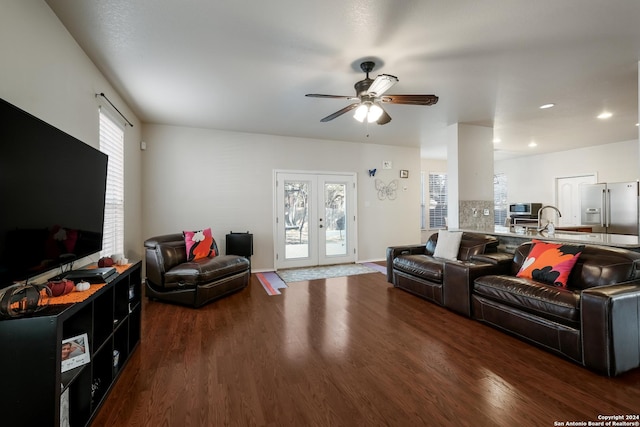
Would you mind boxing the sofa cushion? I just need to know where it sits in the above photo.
[474,275,581,326]
[516,240,584,288]
[425,232,498,260]
[393,255,444,283]
[512,243,640,290]
[433,230,462,260]
[183,228,218,261]
[164,255,249,289]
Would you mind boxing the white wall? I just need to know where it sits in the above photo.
[457,124,494,200]
[1,1,143,262]
[495,139,639,206]
[422,159,448,174]
[446,124,460,228]
[141,124,422,270]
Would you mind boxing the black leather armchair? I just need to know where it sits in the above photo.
[144,233,250,307]
[386,232,502,307]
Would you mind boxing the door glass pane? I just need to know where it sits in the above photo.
[325,182,346,256]
[284,180,309,259]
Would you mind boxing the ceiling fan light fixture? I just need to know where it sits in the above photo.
[354,103,384,123]
[354,104,368,122]
[367,104,383,122]
[308,61,437,124]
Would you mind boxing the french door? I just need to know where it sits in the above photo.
[275,171,357,269]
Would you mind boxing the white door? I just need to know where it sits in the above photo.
[275,172,356,269]
[556,174,596,226]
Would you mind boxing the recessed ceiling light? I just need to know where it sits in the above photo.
[528,141,537,147]
[493,138,501,144]
[597,112,613,119]
[539,103,555,109]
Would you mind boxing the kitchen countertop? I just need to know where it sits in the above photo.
[454,226,640,248]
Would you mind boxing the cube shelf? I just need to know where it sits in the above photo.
[0,261,142,427]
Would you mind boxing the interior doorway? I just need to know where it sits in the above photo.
[274,171,357,270]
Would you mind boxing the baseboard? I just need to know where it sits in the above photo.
[357,258,385,264]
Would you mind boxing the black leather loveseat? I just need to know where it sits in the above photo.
[472,241,640,376]
[144,233,250,307]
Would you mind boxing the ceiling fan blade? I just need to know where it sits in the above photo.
[320,103,360,122]
[381,94,439,105]
[377,107,392,125]
[306,94,357,100]
[366,74,398,97]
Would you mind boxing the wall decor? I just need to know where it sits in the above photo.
[375,179,398,200]
[400,170,409,178]
[382,160,392,169]
[368,168,377,177]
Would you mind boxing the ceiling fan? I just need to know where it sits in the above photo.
[306,61,438,125]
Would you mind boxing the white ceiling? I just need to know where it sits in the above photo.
[45,0,640,160]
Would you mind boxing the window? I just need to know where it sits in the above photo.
[429,173,448,229]
[99,108,124,257]
[420,172,426,229]
[494,173,508,226]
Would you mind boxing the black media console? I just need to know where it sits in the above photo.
[0,261,142,426]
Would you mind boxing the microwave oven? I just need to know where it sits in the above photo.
[509,203,542,216]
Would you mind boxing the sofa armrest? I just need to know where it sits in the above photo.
[469,252,513,266]
[386,244,427,282]
[144,233,188,288]
[443,261,511,317]
[581,282,640,376]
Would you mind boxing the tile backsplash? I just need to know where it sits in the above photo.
[459,200,494,229]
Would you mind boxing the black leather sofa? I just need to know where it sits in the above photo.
[472,241,640,376]
[144,233,250,307]
[386,232,503,310]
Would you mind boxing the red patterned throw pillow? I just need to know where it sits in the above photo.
[516,239,584,288]
[183,228,218,261]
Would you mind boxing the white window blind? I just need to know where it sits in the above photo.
[420,172,427,229]
[99,108,124,257]
[429,173,448,229]
[494,173,508,226]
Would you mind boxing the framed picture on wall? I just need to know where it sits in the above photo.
[400,170,409,178]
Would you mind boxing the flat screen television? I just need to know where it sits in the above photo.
[0,97,108,288]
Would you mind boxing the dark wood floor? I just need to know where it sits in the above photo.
[92,268,640,426]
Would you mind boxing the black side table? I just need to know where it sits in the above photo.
[226,231,253,270]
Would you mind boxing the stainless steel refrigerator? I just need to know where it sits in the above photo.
[580,181,639,235]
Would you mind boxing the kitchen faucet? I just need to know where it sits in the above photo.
[537,205,562,232]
